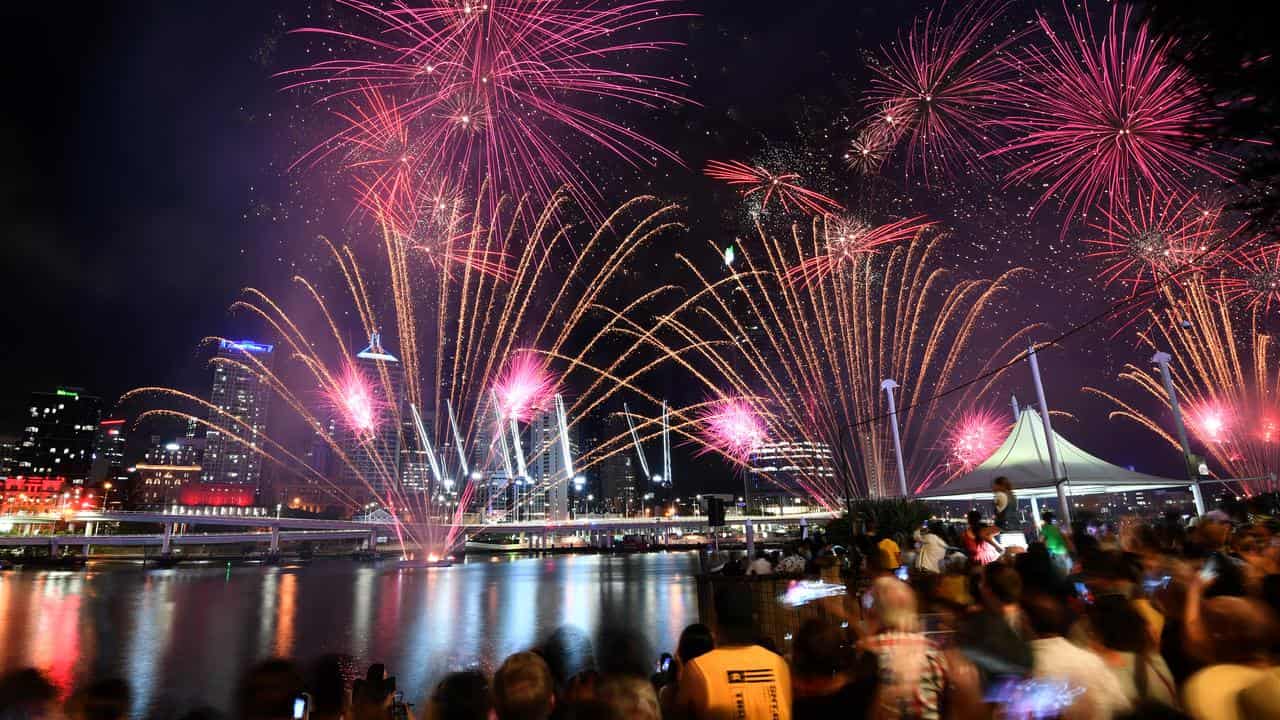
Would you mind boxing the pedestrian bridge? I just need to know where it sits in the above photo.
[0,509,837,556]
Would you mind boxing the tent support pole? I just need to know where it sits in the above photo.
[1028,343,1070,526]
[1029,496,1042,538]
[1152,352,1205,516]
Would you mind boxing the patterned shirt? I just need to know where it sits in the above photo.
[860,631,948,720]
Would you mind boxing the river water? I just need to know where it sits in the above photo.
[0,552,700,717]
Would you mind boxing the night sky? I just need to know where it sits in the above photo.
[0,1,1190,480]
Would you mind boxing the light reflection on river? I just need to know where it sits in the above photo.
[0,552,699,718]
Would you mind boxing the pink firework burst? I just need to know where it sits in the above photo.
[988,4,1227,221]
[282,0,694,206]
[1084,193,1216,297]
[332,367,381,435]
[1211,241,1280,315]
[698,398,768,464]
[1186,401,1232,446]
[945,407,1007,471]
[493,354,555,422]
[704,159,843,217]
[844,124,896,175]
[866,0,1018,181]
[785,215,935,286]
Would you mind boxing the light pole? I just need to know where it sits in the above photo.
[880,379,909,497]
[1028,343,1070,525]
[1152,351,1206,515]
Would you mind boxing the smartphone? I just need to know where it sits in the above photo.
[292,693,311,720]
[1074,581,1092,604]
[658,653,673,674]
[1199,558,1219,583]
[894,565,909,581]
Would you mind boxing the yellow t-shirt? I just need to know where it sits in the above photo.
[877,538,901,570]
[676,645,792,720]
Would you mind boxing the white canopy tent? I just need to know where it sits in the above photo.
[916,409,1193,504]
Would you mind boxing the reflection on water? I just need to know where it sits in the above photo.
[0,552,698,717]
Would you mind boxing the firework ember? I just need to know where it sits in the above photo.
[705,159,843,216]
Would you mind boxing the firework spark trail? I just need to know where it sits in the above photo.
[282,0,695,210]
[704,160,844,216]
[987,3,1227,222]
[785,215,936,286]
[1086,277,1280,492]
[130,193,687,554]
[626,221,1036,504]
[865,0,1020,181]
[1084,193,1218,297]
[1211,241,1280,315]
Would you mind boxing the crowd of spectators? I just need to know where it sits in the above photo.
[4,494,1280,720]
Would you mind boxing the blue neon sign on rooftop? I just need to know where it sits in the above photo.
[220,340,274,354]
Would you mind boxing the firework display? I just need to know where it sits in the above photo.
[1087,278,1280,492]
[864,0,1016,181]
[987,4,1226,220]
[117,0,1278,540]
[635,222,1037,505]
[283,0,693,208]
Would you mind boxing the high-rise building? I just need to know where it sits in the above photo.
[468,396,508,519]
[750,439,836,496]
[0,435,21,477]
[201,340,273,492]
[337,333,405,502]
[19,387,102,484]
[527,403,577,522]
[599,451,638,515]
[89,418,128,486]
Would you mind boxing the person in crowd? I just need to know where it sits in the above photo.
[424,672,490,720]
[594,676,660,720]
[956,562,1033,688]
[747,549,773,576]
[1191,511,1247,598]
[1022,592,1132,719]
[776,545,806,576]
[66,679,129,720]
[789,619,870,720]
[857,576,953,719]
[494,653,557,720]
[962,510,1001,566]
[670,587,791,720]
[538,626,596,697]
[236,659,307,720]
[913,521,948,575]
[1086,595,1178,710]
[992,477,1015,532]
[875,530,902,574]
[657,624,715,718]
[306,655,347,720]
[1180,590,1277,720]
[0,668,61,720]
[1038,510,1072,574]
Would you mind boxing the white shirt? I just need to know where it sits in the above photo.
[915,533,948,573]
[1030,637,1132,719]
[748,558,773,576]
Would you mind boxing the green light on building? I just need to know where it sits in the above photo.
[55,388,79,399]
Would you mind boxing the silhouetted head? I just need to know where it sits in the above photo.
[494,653,555,720]
[791,620,850,678]
[235,659,305,720]
[0,668,59,720]
[675,624,715,666]
[426,671,490,720]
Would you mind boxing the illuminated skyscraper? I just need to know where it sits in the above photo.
[20,387,102,485]
[337,333,405,502]
[89,417,128,486]
[201,340,273,490]
[527,403,577,522]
